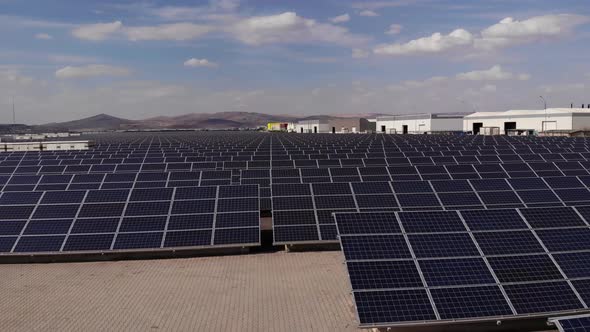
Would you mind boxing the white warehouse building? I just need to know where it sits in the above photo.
[463,108,590,135]
[376,113,465,134]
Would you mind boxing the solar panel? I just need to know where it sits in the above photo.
[430,286,513,320]
[1,184,260,257]
[418,258,495,287]
[335,207,590,328]
[550,314,590,332]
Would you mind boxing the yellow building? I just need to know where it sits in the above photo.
[267,122,290,131]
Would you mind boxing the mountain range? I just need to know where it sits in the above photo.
[36,112,387,131]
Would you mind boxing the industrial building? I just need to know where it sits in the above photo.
[463,108,590,135]
[266,122,295,132]
[375,113,465,134]
[294,118,370,133]
[0,140,92,151]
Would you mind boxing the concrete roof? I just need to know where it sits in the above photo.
[1,251,363,332]
[465,108,590,118]
[377,113,469,121]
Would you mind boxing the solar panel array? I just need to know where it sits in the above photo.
[5,131,590,328]
[551,314,590,332]
[0,184,260,256]
[335,208,590,328]
[272,176,590,244]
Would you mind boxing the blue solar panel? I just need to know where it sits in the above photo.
[460,209,527,231]
[0,237,17,252]
[430,286,513,320]
[120,216,167,232]
[0,192,43,205]
[213,227,259,245]
[335,212,400,235]
[274,225,319,243]
[164,230,212,247]
[487,255,563,283]
[125,201,171,216]
[536,228,590,252]
[554,252,590,279]
[314,195,355,209]
[24,219,73,235]
[355,194,398,209]
[419,258,495,287]
[216,212,259,228]
[63,234,114,251]
[478,191,522,205]
[474,231,546,255]
[41,191,86,204]
[354,290,436,325]
[113,232,163,249]
[130,188,173,201]
[347,260,422,289]
[398,211,466,233]
[85,189,129,203]
[79,203,125,218]
[217,198,258,212]
[520,207,585,228]
[408,233,479,258]
[272,196,314,210]
[71,218,120,234]
[0,220,26,235]
[14,235,65,252]
[397,193,440,208]
[33,205,79,219]
[392,181,433,194]
[167,214,214,230]
[551,314,590,332]
[503,281,583,314]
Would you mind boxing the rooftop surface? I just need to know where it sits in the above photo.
[1,251,362,332]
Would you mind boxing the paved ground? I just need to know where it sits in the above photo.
[1,251,361,332]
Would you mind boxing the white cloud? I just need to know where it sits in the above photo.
[35,33,53,40]
[55,64,131,79]
[68,11,368,46]
[482,14,588,39]
[72,21,122,41]
[149,0,239,21]
[374,28,473,55]
[385,24,402,35]
[352,48,369,58]
[125,22,213,41]
[359,10,379,17]
[373,14,589,57]
[387,76,448,91]
[477,14,590,50]
[456,65,530,81]
[184,58,218,68]
[230,12,368,46]
[330,13,350,24]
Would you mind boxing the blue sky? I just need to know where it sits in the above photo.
[1,0,590,123]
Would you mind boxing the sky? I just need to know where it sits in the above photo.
[1,0,590,124]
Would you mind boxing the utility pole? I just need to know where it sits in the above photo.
[539,96,548,132]
[12,95,16,124]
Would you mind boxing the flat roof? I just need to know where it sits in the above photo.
[465,108,590,118]
[0,251,359,332]
[2,140,90,145]
[377,113,468,121]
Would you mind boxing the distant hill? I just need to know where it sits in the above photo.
[41,114,134,131]
[38,111,381,131]
[138,112,299,129]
